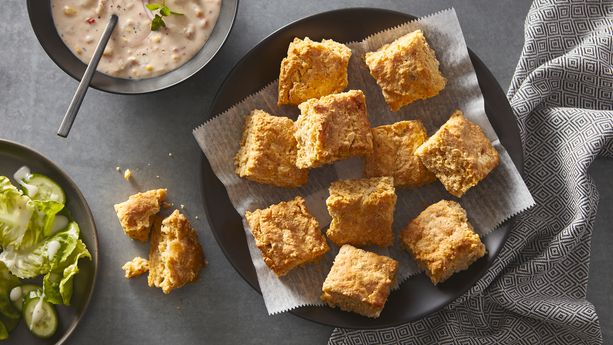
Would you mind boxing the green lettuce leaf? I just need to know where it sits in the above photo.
[0,262,20,319]
[0,222,79,279]
[0,176,34,249]
[0,261,20,341]
[0,321,7,341]
[43,238,91,305]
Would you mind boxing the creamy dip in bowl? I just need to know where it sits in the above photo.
[52,0,221,79]
[27,0,237,93]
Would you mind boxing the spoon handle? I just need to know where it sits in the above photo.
[57,14,118,138]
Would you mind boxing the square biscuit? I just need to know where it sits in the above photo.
[415,110,500,197]
[364,120,437,188]
[148,210,207,294]
[278,37,352,105]
[400,200,485,285]
[321,245,398,318]
[113,189,167,242]
[245,196,329,277]
[365,30,446,111]
[294,90,373,168]
[326,177,396,247]
[235,109,308,188]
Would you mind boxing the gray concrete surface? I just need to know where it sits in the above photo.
[1,0,611,344]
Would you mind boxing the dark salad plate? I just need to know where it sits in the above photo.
[0,139,98,344]
[201,8,522,329]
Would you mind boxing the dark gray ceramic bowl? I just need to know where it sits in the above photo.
[27,0,238,94]
[0,139,98,345]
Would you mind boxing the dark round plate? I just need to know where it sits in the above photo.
[201,8,522,329]
[26,0,238,94]
[0,139,98,344]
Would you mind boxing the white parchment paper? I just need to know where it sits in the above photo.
[193,8,535,314]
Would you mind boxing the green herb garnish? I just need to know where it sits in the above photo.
[146,0,183,31]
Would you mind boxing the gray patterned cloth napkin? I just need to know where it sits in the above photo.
[329,0,613,344]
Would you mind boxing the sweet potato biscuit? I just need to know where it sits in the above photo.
[326,177,396,247]
[122,257,149,278]
[400,200,485,285]
[415,110,500,197]
[365,30,446,111]
[114,189,167,242]
[321,245,398,318]
[364,120,436,187]
[235,109,308,188]
[278,37,352,105]
[148,211,206,294]
[294,90,373,168]
[245,196,329,277]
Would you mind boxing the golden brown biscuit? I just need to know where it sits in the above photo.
[235,109,308,188]
[122,257,149,278]
[326,177,396,247]
[364,120,437,187]
[415,110,500,197]
[400,200,485,285]
[113,189,167,242]
[294,90,373,168]
[278,37,352,105]
[321,245,398,318]
[245,196,329,277]
[148,211,206,294]
[365,30,446,111]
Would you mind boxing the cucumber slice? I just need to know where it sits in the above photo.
[23,174,66,204]
[23,296,58,339]
[10,285,41,312]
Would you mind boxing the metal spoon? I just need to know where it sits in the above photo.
[57,14,118,138]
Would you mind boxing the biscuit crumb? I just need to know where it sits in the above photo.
[180,204,185,209]
[123,169,132,180]
[162,201,172,209]
[168,153,173,157]
[115,166,121,171]
[156,175,160,179]
[122,257,149,278]
[195,216,199,220]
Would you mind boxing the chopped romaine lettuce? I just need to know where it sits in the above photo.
[0,176,34,250]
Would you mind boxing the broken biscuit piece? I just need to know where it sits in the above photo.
[148,210,206,294]
[114,189,167,242]
[122,257,149,278]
